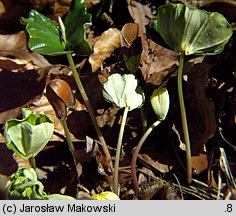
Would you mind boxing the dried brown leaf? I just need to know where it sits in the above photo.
[0,1,6,15]
[0,31,50,68]
[53,0,71,18]
[192,153,208,175]
[84,0,101,9]
[121,23,139,48]
[138,153,173,173]
[89,28,121,72]
[96,105,119,128]
[140,40,178,86]
[127,0,154,35]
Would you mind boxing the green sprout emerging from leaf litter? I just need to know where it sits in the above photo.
[103,73,145,195]
[21,0,112,172]
[153,3,233,184]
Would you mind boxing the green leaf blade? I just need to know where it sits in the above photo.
[64,0,93,56]
[4,109,54,159]
[22,10,71,56]
[156,3,233,56]
[186,12,232,55]
[157,3,186,53]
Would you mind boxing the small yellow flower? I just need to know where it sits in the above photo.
[92,191,120,200]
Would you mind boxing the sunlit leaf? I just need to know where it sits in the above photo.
[89,28,121,72]
[155,3,233,55]
[4,108,54,159]
[92,191,120,200]
[64,0,92,55]
[7,168,47,200]
[21,10,70,56]
[21,0,92,56]
[102,73,145,111]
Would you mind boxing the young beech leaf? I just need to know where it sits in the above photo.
[102,73,145,111]
[7,168,76,200]
[21,0,92,56]
[21,10,71,56]
[150,87,170,121]
[64,0,92,56]
[7,168,47,200]
[155,3,233,55]
[4,108,54,159]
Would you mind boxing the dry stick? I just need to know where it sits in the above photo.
[66,53,113,172]
[131,120,161,196]
[177,51,192,184]
[114,107,129,195]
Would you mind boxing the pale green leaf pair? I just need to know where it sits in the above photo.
[7,168,76,200]
[150,87,170,121]
[4,108,54,160]
[155,3,233,55]
[102,74,145,111]
[8,168,46,200]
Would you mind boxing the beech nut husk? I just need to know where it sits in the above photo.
[46,79,75,121]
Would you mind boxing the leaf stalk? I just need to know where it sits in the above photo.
[177,51,192,184]
[114,106,129,195]
[131,120,161,196]
[66,53,113,172]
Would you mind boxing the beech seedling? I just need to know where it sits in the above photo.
[153,3,233,184]
[103,73,145,194]
[7,168,76,200]
[4,108,54,169]
[131,87,170,196]
[21,0,112,172]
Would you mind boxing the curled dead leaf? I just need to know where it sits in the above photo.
[127,0,154,35]
[0,31,50,68]
[121,23,139,48]
[89,28,121,72]
[84,0,101,9]
[138,153,173,173]
[53,0,71,18]
[140,40,178,86]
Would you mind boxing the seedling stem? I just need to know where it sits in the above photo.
[131,119,161,196]
[66,53,112,172]
[114,106,129,195]
[177,51,192,184]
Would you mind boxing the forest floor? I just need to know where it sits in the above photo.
[0,0,235,200]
